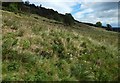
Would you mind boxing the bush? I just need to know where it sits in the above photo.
[95,22,102,27]
[106,24,112,31]
[8,3,18,12]
[63,13,74,26]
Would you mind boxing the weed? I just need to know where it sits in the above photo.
[2,10,118,81]
[34,68,49,81]
[20,39,31,50]
[2,49,18,61]
[7,62,20,71]
[2,38,15,49]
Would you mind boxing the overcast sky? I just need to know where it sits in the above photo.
[23,0,119,27]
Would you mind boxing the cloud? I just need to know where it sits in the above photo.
[23,0,119,27]
[24,0,78,14]
[73,2,118,27]
[39,2,77,14]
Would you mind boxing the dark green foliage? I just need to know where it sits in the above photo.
[2,38,15,49]
[34,69,50,81]
[24,0,30,6]
[2,2,75,25]
[12,39,18,46]
[34,16,39,19]
[2,2,23,13]
[53,13,63,22]
[66,37,70,43]
[96,21,102,27]
[2,49,18,61]
[64,13,74,26]
[7,62,19,71]
[52,38,65,59]
[20,39,31,49]
[106,24,112,31]
[8,3,18,12]
[80,42,87,48]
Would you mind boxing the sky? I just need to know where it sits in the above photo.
[22,0,119,27]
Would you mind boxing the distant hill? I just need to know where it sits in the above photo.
[112,27,120,32]
[2,1,118,32]
[2,2,74,26]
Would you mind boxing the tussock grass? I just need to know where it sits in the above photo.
[2,10,119,81]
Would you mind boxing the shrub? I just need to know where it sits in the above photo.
[8,3,18,13]
[95,22,102,27]
[106,24,112,31]
[63,13,74,26]
[53,13,63,22]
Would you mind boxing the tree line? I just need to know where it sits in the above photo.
[95,22,112,31]
[2,1,75,26]
[2,1,113,31]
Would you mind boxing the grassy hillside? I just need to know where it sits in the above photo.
[2,10,119,81]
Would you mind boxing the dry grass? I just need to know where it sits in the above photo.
[2,10,119,81]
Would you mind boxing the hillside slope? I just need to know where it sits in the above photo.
[2,10,119,81]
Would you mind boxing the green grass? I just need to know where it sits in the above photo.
[2,10,119,81]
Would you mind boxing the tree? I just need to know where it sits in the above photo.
[24,0,30,6]
[96,21,102,27]
[40,4,42,8]
[63,13,74,25]
[106,24,112,31]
